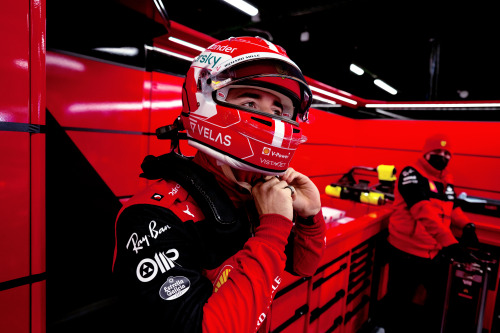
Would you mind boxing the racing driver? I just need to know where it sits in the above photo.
[112,36,326,333]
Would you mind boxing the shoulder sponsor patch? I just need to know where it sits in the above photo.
[213,265,232,293]
[159,276,191,301]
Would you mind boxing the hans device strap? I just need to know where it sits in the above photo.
[140,151,238,226]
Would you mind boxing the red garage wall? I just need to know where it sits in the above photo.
[2,0,499,332]
[0,0,46,333]
[298,112,499,197]
[43,11,500,332]
[294,110,500,225]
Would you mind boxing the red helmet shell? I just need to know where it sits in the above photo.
[181,37,311,175]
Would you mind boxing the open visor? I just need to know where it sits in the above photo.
[206,59,312,123]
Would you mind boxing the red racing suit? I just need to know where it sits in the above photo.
[388,157,470,259]
[112,152,326,333]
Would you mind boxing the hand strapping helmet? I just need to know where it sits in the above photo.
[180,36,312,175]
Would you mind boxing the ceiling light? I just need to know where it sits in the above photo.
[251,13,261,22]
[349,64,364,75]
[374,79,397,95]
[168,37,206,52]
[457,90,469,99]
[93,47,139,57]
[312,95,338,105]
[222,0,259,16]
[365,102,500,108]
[309,86,358,105]
[145,45,194,62]
[300,31,309,42]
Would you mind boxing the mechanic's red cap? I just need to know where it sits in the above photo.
[423,133,453,155]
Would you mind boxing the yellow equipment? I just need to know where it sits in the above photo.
[325,165,396,206]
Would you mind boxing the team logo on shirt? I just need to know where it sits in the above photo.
[183,205,195,217]
[445,185,455,200]
[402,168,414,177]
[159,276,191,301]
[136,249,179,282]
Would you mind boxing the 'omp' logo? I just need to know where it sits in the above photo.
[136,249,179,283]
[262,147,271,156]
[159,276,191,301]
[213,265,232,293]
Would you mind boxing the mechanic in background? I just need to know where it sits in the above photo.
[383,133,478,333]
[111,36,326,333]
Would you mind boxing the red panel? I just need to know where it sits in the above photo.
[32,281,46,333]
[450,155,500,200]
[0,286,30,333]
[30,0,46,126]
[344,298,370,332]
[149,71,199,157]
[150,71,184,133]
[293,109,500,227]
[46,52,149,132]
[31,3,47,332]
[31,134,46,274]
[301,109,500,157]
[149,138,198,158]
[465,214,500,247]
[67,131,149,197]
[0,0,29,123]
[0,133,30,283]
[269,273,309,333]
[316,262,348,333]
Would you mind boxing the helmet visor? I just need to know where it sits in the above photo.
[207,60,312,122]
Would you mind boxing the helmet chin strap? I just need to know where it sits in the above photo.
[219,162,253,193]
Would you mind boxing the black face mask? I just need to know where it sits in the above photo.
[427,155,449,171]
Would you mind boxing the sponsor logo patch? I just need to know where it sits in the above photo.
[446,185,455,200]
[401,174,418,185]
[169,183,181,196]
[402,168,414,177]
[206,44,238,53]
[256,275,282,330]
[271,151,290,159]
[127,220,171,253]
[193,52,222,68]
[151,193,164,201]
[259,158,287,168]
[429,180,438,193]
[159,276,191,301]
[262,147,271,155]
[213,265,232,293]
[136,249,179,282]
[190,122,232,146]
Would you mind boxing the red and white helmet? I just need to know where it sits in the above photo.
[181,36,312,175]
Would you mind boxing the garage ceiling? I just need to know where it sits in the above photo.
[163,0,499,102]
